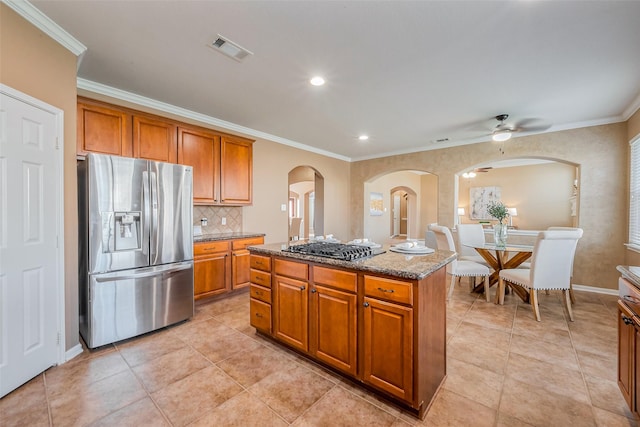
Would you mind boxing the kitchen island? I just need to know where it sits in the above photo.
[248,242,456,419]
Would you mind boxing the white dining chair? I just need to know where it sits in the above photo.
[498,228,583,321]
[289,217,302,241]
[457,223,490,266]
[429,224,491,302]
[548,226,582,304]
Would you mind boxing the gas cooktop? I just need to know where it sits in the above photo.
[283,241,382,261]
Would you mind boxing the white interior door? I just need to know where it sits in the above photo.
[0,86,63,398]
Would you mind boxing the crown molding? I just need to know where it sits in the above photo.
[2,0,87,58]
[623,91,640,121]
[77,78,351,162]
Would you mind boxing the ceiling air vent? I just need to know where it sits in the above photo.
[209,35,253,62]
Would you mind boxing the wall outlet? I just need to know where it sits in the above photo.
[221,217,226,225]
[201,218,208,226]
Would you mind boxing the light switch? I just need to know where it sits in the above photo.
[281,204,287,212]
[221,217,227,225]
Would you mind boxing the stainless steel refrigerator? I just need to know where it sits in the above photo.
[78,153,194,348]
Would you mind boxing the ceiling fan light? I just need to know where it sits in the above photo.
[492,129,512,142]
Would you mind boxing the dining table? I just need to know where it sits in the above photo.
[463,242,534,303]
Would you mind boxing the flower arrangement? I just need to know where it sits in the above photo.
[487,201,509,224]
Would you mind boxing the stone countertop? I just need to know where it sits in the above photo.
[618,265,640,289]
[194,232,265,243]
[249,242,456,281]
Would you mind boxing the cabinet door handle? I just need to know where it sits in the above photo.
[363,302,370,307]
[622,314,635,325]
[623,295,640,304]
[255,313,263,318]
[311,288,317,293]
[377,287,394,293]
[255,290,262,296]
[300,285,306,291]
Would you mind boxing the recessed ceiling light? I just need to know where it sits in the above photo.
[310,76,325,86]
[358,135,369,141]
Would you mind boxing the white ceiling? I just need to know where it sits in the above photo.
[28,0,640,161]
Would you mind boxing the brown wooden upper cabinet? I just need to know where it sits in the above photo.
[77,100,132,157]
[132,115,178,163]
[220,135,253,205]
[77,98,254,206]
[178,125,253,206]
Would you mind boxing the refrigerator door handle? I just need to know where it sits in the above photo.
[150,170,159,265]
[142,170,150,257]
[93,262,193,282]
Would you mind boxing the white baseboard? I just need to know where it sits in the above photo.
[572,284,618,296]
[65,344,83,362]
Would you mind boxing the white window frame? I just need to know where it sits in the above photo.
[629,136,640,251]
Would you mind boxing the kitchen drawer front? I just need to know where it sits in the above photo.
[251,269,271,288]
[364,276,413,306]
[250,254,271,272]
[274,258,308,281]
[250,284,271,304]
[313,266,357,293]
[620,277,640,315]
[250,298,271,332]
[232,236,264,251]
[194,241,230,256]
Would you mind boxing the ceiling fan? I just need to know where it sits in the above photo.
[490,114,551,142]
[461,167,491,178]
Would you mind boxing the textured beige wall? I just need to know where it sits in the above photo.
[352,123,628,289]
[1,5,79,350]
[243,139,350,243]
[629,108,640,142]
[458,162,577,230]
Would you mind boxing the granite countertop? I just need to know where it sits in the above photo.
[194,232,265,243]
[249,242,456,280]
[618,265,640,289]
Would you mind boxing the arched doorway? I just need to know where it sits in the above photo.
[363,170,437,244]
[390,186,417,238]
[288,166,324,239]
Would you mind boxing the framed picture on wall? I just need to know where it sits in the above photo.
[369,192,384,216]
[470,186,501,220]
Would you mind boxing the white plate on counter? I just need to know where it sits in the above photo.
[347,240,382,249]
[389,246,435,255]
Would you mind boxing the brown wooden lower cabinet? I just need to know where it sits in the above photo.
[194,236,264,300]
[619,300,637,411]
[194,241,231,299]
[249,252,447,419]
[363,296,413,402]
[311,284,358,376]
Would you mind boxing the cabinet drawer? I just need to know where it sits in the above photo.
[313,266,357,293]
[620,277,640,315]
[250,298,271,332]
[250,254,271,272]
[251,269,271,288]
[250,284,271,304]
[233,236,264,251]
[194,241,230,256]
[364,276,413,306]
[274,258,308,281]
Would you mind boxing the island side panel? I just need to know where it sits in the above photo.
[416,266,447,416]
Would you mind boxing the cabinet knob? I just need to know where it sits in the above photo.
[363,302,369,307]
[255,313,263,318]
[311,288,317,293]
[622,315,635,325]
[300,285,306,291]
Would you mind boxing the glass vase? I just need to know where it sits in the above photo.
[494,223,508,247]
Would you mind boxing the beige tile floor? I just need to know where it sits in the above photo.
[1,283,637,426]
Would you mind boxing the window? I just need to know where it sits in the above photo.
[629,137,640,249]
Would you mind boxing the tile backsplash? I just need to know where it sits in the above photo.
[193,206,242,234]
